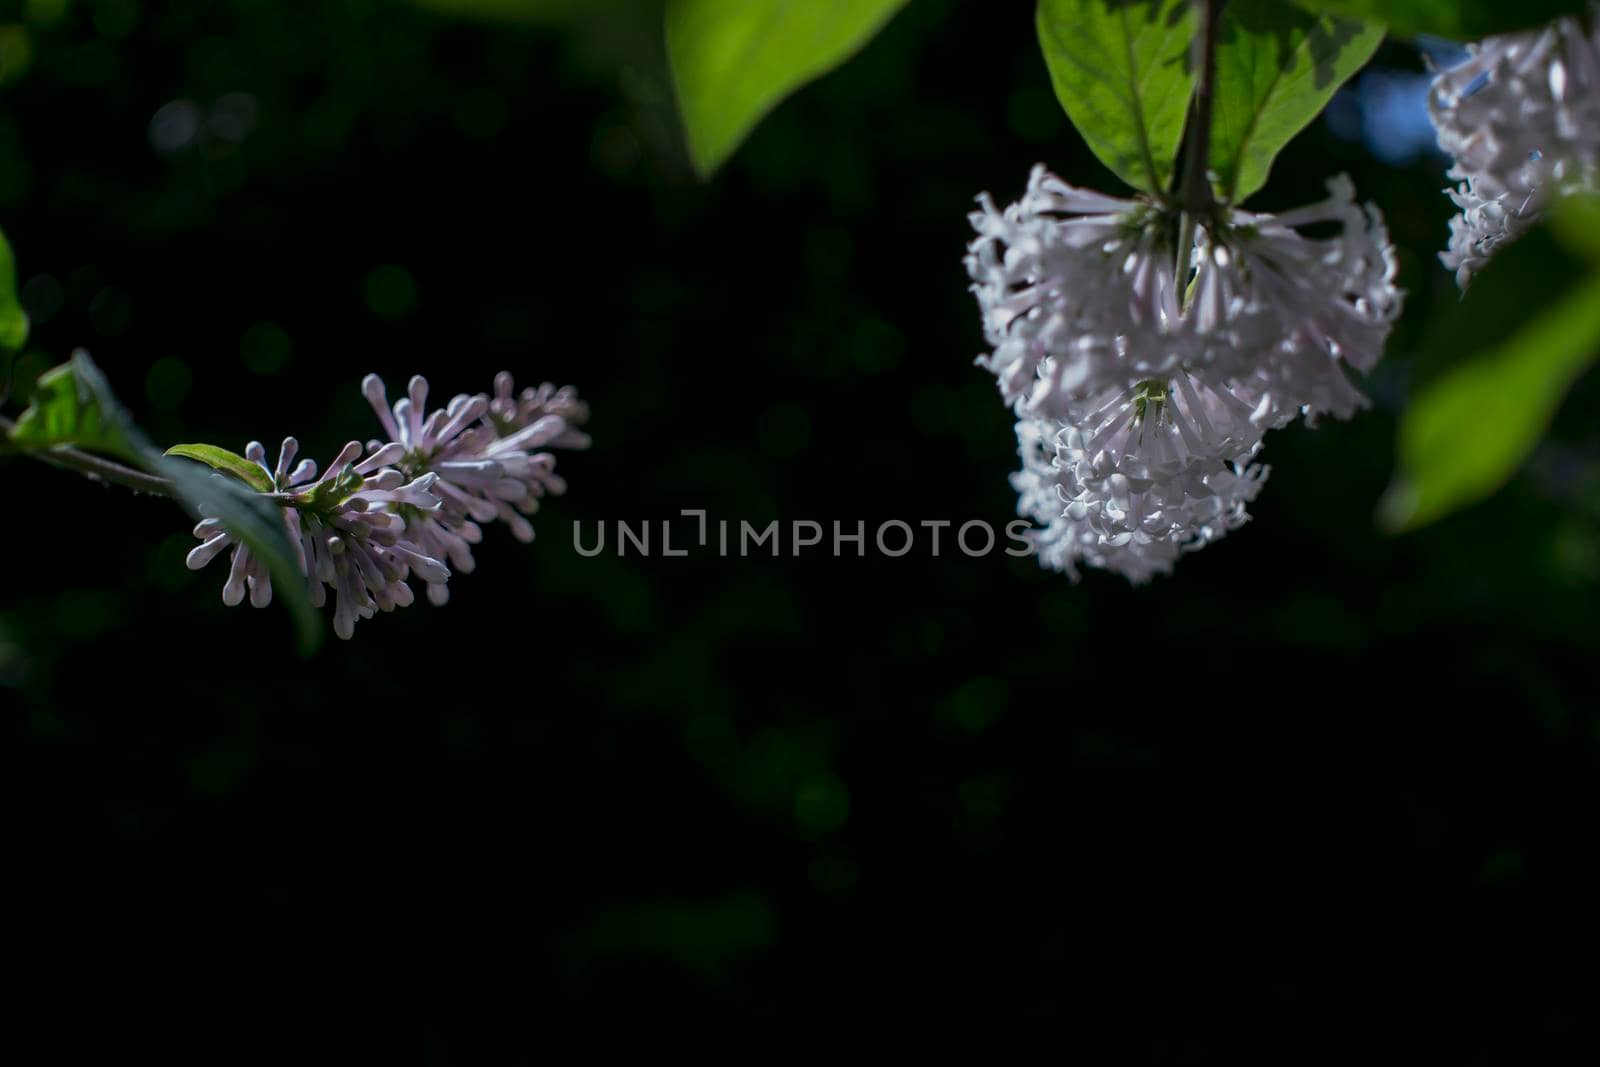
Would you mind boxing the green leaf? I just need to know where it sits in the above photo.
[10,352,321,651]
[1382,226,1600,532]
[1037,0,1196,195]
[1289,0,1590,40]
[8,354,138,459]
[166,443,276,493]
[154,451,322,653]
[665,0,911,177]
[1210,1,1383,203]
[0,225,27,355]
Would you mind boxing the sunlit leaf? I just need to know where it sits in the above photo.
[8,354,137,459]
[1290,0,1589,40]
[666,0,911,177]
[1383,223,1600,532]
[1210,0,1383,203]
[1036,0,1196,194]
[166,443,276,493]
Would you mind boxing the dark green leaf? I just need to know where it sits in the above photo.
[1383,219,1600,532]
[1211,1,1383,203]
[1290,0,1590,40]
[166,443,276,493]
[154,451,322,653]
[1037,0,1196,194]
[666,0,911,177]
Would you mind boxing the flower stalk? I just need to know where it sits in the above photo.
[0,413,180,498]
[1174,0,1222,295]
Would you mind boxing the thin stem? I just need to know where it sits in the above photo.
[1174,210,1196,298]
[0,413,181,498]
[1178,0,1221,218]
[1173,0,1222,298]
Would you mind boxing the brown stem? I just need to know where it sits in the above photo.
[0,413,180,498]
[1173,0,1223,301]
[1178,0,1221,218]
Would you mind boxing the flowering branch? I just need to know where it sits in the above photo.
[177,371,590,637]
[967,0,1402,586]
[1,364,589,642]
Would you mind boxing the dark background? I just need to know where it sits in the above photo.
[4,0,1599,1050]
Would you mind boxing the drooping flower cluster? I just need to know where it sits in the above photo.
[186,371,588,636]
[967,165,1401,582]
[1429,5,1600,286]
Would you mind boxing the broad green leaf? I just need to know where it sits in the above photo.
[1037,0,1196,194]
[0,226,27,355]
[1210,1,1383,203]
[666,0,911,177]
[1382,224,1600,532]
[8,355,137,459]
[166,443,276,493]
[1290,0,1589,40]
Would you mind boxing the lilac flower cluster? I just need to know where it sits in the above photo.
[187,372,588,637]
[967,166,1401,582]
[1429,4,1600,285]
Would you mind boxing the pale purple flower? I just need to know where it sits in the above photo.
[488,372,592,447]
[362,372,588,604]
[1429,6,1600,284]
[185,437,451,639]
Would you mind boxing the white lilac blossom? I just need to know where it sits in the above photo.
[1429,6,1600,285]
[1010,410,1263,586]
[1439,179,1541,288]
[1053,377,1269,555]
[968,169,1401,424]
[362,372,588,605]
[970,165,1398,583]
[967,51,1407,584]
[185,437,451,639]
[966,165,1184,410]
[1195,175,1403,423]
[1011,417,1183,583]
